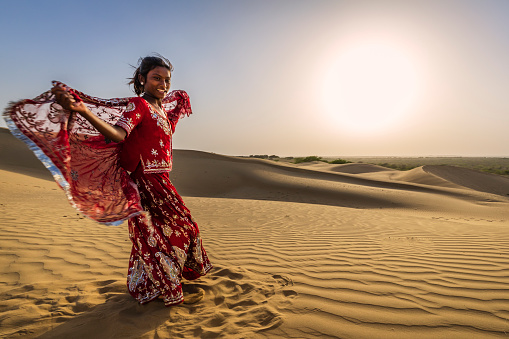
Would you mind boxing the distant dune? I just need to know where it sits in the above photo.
[424,164,509,197]
[321,162,393,174]
[0,128,50,179]
[3,127,508,201]
[1,127,509,338]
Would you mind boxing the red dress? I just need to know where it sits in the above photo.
[116,97,212,305]
[3,83,212,306]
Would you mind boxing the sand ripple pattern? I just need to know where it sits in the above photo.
[191,198,509,339]
[0,172,288,338]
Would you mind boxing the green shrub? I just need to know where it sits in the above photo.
[329,159,352,164]
[294,156,324,164]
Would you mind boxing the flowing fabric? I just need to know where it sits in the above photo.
[3,82,142,225]
[3,82,212,305]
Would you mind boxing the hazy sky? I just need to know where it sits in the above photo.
[1,0,508,156]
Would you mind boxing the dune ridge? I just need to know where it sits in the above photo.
[1,129,509,338]
[424,165,509,197]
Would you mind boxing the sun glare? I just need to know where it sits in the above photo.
[322,43,420,135]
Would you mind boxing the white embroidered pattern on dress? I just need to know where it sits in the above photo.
[143,158,171,173]
[125,102,136,112]
[148,235,157,247]
[155,252,181,285]
[116,116,135,134]
[172,246,187,269]
[150,108,172,136]
[162,224,173,238]
[128,258,145,292]
[193,235,204,264]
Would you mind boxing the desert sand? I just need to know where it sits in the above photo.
[1,127,509,338]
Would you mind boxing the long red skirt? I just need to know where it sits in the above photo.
[127,165,212,306]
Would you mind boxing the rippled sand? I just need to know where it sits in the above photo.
[1,129,509,338]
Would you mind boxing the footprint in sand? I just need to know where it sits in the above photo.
[272,274,293,286]
[166,266,292,337]
[182,283,205,304]
[8,267,295,338]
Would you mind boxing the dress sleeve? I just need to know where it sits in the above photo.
[115,98,144,137]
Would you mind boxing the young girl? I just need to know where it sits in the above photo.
[5,55,212,306]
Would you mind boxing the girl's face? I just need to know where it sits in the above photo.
[141,66,171,99]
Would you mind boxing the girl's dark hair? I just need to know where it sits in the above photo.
[129,54,174,96]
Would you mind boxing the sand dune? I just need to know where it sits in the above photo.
[1,128,509,338]
[323,162,393,174]
[291,161,391,174]
[0,128,50,180]
[170,150,509,217]
[424,165,509,197]
[353,166,465,189]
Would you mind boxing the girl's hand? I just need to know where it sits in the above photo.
[51,84,88,115]
[49,82,126,142]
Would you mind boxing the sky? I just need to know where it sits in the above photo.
[1,0,508,157]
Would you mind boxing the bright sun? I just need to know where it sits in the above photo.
[322,42,420,134]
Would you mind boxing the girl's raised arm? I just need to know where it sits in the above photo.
[51,84,127,142]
